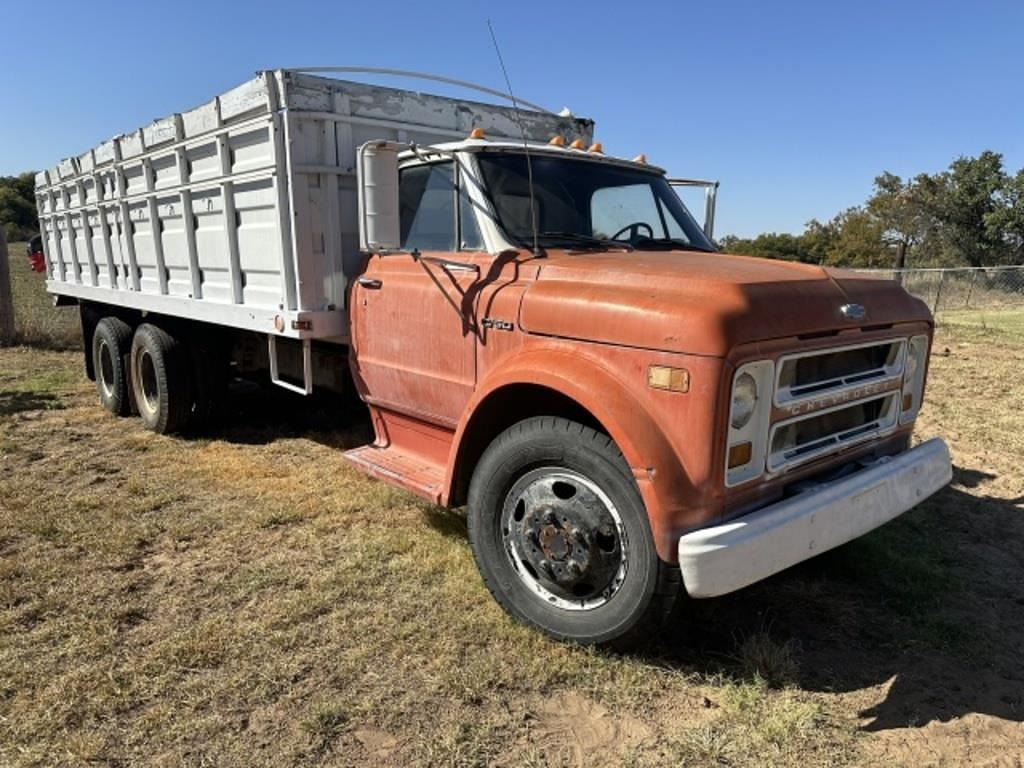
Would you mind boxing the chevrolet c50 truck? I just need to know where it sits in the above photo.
[35,69,952,648]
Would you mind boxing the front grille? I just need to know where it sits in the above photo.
[768,392,900,472]
[775,339,905,406]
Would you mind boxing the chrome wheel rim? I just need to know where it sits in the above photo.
[500,467,628,611]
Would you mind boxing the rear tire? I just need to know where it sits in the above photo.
[92,317,134,416]
[467,416,680,650]
[130,323,191,435]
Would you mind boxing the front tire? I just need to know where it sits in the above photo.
[467,417,679,650]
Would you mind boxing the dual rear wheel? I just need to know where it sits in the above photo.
[91,317,225,434]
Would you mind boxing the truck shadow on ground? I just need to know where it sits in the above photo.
[657,473,1024,733]
[199,379,373,449]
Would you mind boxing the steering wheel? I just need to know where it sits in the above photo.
[610,221,654,243]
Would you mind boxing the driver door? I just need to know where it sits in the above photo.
[351,159,488,427]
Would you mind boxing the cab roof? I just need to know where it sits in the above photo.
[403,138,667,175]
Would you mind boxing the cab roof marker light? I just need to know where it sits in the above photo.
[569,138,586,150]
[588,142,604,154]
[468,127,486,140]
[633,153,647,164]
[548,135,566,147]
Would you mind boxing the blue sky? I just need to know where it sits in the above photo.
[3,0,1021,237]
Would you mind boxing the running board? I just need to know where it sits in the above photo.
[344,444,445,504]
[268,335,312,395]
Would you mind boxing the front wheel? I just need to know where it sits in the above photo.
[467,417,679,650]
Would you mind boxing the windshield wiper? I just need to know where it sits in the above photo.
[634,236,715,253]
[535,232,633,251]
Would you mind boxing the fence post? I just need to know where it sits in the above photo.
[932,269,946,315]
[965,268,979,309]
[0,227,15,346]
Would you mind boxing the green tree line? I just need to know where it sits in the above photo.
[720,150,1024,269]
[0,172,38,242]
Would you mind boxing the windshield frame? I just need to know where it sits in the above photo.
[471,148,717,254]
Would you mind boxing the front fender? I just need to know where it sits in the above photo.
[445,342,713,562]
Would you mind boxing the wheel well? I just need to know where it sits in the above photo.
[449,384,609,507]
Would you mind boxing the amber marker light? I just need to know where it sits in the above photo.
[632,153,647,164]
[548,135,566,146]
[588,142,604,154]
[569,138,586,149]
[648,365,690,393]
[903,393,914,412]
[728,442,753,469]
[468,127,486,139]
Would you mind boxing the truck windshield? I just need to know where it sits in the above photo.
[475,152,716,252]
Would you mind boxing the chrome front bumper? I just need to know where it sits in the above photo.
[678,438,953,598]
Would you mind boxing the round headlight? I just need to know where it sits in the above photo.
[731,372,758,430]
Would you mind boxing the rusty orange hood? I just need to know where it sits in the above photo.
[518,250,931,357]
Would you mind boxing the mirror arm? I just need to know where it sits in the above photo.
[415,251,480,274]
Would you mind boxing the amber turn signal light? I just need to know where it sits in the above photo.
[902,392,914,412]
[728,442,753,469]
[648,365,690,393]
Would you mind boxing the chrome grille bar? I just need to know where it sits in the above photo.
[768,392,901,473]
[775,339,906,407]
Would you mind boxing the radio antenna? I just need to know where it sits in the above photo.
[487,20,542,258]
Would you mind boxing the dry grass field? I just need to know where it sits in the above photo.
[2,251,1023,766]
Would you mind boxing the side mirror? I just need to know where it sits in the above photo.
[357,141,403,252]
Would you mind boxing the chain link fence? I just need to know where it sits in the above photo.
[854,265,1024,315]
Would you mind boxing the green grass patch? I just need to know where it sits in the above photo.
[936,307,1024,342]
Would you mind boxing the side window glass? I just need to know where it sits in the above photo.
[400,163,455,251]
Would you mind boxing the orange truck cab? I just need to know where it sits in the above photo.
[347,134,952,647]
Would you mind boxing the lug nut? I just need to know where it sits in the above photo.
[542,509,557,526]
[565,560,582,577]
[539,559,554,577]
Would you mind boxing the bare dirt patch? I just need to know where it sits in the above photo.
[1,317,1022,766]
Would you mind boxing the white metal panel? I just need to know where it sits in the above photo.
[192,186,231,303]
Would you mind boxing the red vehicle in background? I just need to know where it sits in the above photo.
[26,235,46,273]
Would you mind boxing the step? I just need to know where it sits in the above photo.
[343,444,445,504]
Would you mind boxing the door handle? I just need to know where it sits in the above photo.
[357,277,382,289]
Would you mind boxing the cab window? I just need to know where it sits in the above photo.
[399,161,482,252]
